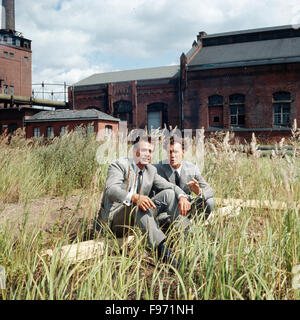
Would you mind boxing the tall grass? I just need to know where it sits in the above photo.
[0,129,299,300]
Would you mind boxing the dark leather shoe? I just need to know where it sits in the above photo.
[157,242,181,269]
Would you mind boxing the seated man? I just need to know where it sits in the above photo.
[95,135,191,268]
[153,136,214,220]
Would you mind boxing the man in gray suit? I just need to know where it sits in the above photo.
[96,135,192,268]
[153,136,214,219]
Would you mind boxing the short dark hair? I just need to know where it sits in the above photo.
[133,134,153,150]
[163,135,185,151]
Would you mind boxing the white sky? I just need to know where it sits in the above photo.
[3,0,300,97]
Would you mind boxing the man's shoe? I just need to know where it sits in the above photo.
[157,242,181,269]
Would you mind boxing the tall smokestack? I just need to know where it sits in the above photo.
[1,0,15,31]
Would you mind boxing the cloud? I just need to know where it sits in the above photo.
[11,0,300,87]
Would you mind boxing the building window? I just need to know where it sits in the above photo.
[4,51,8,57]
[8,123,18,134]
[24,56,29,63]
[60,126,68,136]
[113,100,133,124]
[105,125,113,136]
[9,52,14,59]
[273,91,291,127]
[86,124,95,135]
[147,103,168,131]
[33,127,40,138]
[4,85,8,95]
[229,94,245,127]
[208,95,223,128]
[74,126,83,137]
[9,86,14,96]
[47,126,54,139]
[208,95,223,106]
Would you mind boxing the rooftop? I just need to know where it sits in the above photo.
[25,109,120,123]
[73,65,180,87]
[188,25,300,70]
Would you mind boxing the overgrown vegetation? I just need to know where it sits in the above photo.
[0,127,299,300]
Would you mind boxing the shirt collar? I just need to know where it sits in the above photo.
[170,163,182,176]
[131,159,145,174]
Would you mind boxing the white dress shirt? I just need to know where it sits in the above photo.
[123,161,144,206]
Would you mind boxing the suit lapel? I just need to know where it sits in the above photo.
[141,166,152,195]
[127,160,137,193]
[180,161,187,186]
[164,163,175,184]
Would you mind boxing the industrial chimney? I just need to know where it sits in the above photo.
[1,0,15,31]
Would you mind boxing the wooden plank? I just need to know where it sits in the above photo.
[214,198,300,210]
[42,236,134,264]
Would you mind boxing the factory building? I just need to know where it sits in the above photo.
[70,25,300,142]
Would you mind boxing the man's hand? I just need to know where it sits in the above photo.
[178,196,191,216]
[186,178,201,195]
[131,194,156,212]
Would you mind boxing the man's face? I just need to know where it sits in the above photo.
[168,142,184,168]
[133,140,153,166]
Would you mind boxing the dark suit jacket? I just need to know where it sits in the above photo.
[153,160,214,201]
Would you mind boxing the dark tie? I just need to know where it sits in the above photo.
[136,170,143,194]
[174,170,180,187]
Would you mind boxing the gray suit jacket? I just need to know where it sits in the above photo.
[100,157,187,224]
[153,160,214,201]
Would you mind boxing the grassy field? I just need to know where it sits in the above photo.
[0,129,299,300]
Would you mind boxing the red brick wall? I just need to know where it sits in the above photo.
[70,79,180,131]
[25,119,118,139]
[68,62,300,142]
[0,44,32,100]
[184,63,300,131]
[0,108,40,134]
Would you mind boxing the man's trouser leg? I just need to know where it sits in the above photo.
[111,189,190,248]
[189,196,215,219]
[111,203,166,248]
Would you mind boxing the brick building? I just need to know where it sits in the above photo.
[25,109,119,139]
[0,0,32,101]
[70,25,300,142]
[0,0,36,135]
[0,0,120,138]
[69,66,180,132]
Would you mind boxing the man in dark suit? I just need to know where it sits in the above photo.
[95,135,192,268]
[153,136,214,220]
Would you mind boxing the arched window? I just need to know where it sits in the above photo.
[208,95,223,128]
[208,95,223,106]
[273,91,291,127]
[113,101,133,124]
[147,103,168,131]
[229,94,245,127]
